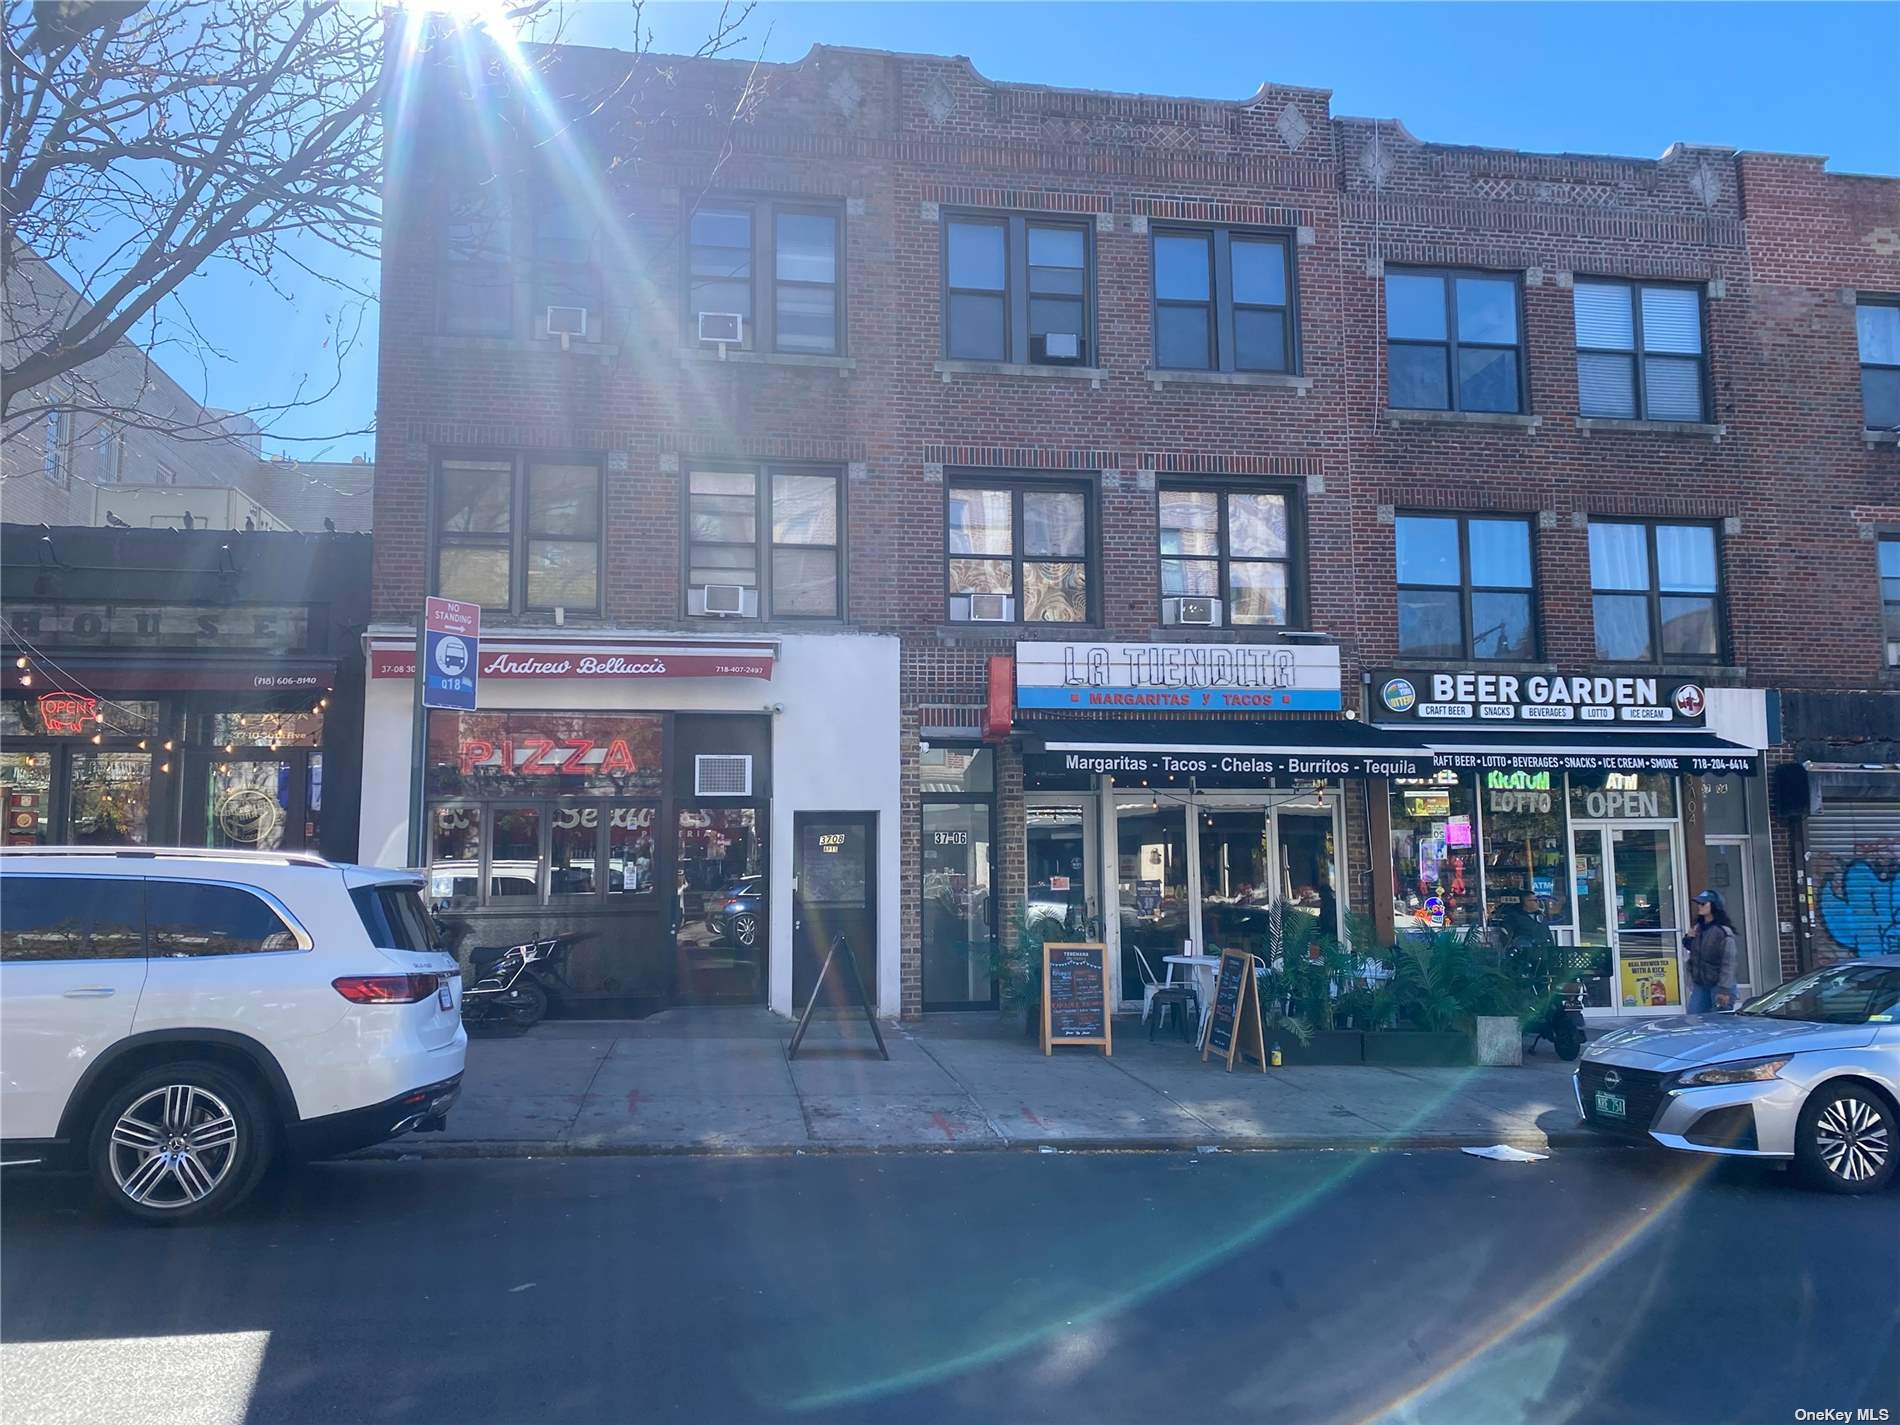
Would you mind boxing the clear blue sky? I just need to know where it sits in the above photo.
[206,1,1899,457]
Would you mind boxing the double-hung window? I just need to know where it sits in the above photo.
[687,200,842,355]
[434,455,603,614]
[943,214,1093,365]
[1880,535,1900,668]
[1385,269,1523,412]
[1588,520,1721,663]
[532,196,601,340]
[1157,486,1296,627]
[686,466,842,619]
[1857,299,1900,430]
[946,481,1091,623]
[440,187,513,336]
[1152,228,1294,372]
[1574,280,1708,422]
[41,405,66,485]
[1394,514,1536,659]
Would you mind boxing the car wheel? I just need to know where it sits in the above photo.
[88,1062,272,1225]
[731,913,759,949]
[1795,1082,1896,1194]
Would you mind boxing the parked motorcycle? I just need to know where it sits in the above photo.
[460,936,573,1032]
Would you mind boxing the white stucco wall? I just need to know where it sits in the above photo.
[358,629,902,1017]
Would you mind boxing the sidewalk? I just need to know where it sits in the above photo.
[369,1007,1602,1158]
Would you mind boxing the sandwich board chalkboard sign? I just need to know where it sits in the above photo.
[1201,949,1267,1073]
[1041,942,1112,1056]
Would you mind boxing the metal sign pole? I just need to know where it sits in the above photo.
[406,606,426,868]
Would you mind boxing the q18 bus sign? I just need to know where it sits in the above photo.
[422,597,481,712]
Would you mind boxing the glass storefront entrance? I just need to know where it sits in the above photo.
[1573,824,1684,1012]
[1116,788,1343,1006]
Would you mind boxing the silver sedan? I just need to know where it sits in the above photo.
[1575,955,1900,1193]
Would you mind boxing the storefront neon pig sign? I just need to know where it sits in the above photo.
[457,735,640,778]
[36,692,98,735]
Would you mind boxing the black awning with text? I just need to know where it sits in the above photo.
[1018,718,1435,786]
[1419,729,1761,776]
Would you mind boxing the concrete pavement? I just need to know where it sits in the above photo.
[384,1007,1594,1156]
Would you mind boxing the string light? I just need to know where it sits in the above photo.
[13,656,25,669]
[19,673,30,686]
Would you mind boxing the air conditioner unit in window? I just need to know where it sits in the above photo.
[546,305,588,338]
[1162,595,1221,627]
[965,593,1014,623]
[1034,332,1082,364]
[698,311,744,345]
[689,583,758,617]
[695,754,753,797]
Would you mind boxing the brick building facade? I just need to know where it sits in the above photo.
[370,33,1899,1019]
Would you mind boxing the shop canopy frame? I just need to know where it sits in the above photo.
[1419,729,1761,777]
[1018,718,1436,787]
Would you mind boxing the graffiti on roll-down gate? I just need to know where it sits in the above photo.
[1812,838,1900,959]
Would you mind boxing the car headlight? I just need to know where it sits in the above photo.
[1674,1056,1790,1088]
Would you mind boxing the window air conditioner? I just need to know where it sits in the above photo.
[690,583,758,617]
[1162,595,1221,627]
[966,593,1014,623]
[698,311,744,345]
[1034,331,1082,364]
[695,754,753,797]
[546,305,588,338]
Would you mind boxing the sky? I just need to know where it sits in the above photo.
[185,0,1900,458]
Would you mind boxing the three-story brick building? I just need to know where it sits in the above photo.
[367,30,1899,1021]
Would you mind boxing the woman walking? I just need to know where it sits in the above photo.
[1682,889,1739,1014]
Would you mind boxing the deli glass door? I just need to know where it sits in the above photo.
[1607,826,1684,1013]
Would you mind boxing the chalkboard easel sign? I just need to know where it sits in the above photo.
[1041,942,1112,1057]
[1201,949,1267,1073]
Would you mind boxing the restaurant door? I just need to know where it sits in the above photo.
[793,812,877,1006]
[1572,822,1686,1015]
[183,750,321,852]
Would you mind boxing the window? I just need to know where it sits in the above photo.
[1157,486,1296,627]
[946,480,1091,623]
[41,406,67,485]
[434,454,602,614]
[1880,535,1900,668]
[1385,269,1523,412]
[944,214,1093,365]
[687,200,841,355]
[156,462,177,486]
[1574,280,1707,422]
[0,876,144,961]
[1394,514,1536,659]
[146,881,300,956]
[440,186,513,337]
[1588,520,1722,662]
[1858,299,1900,430]
[685,466,841,619]
[97,427,123,482]
[1153,228,1294,372]
[532,196,600,340]
[351,884,440,952]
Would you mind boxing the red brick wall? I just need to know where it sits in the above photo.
[376,40,1900,1008]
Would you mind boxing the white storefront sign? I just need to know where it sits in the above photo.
[1016,641,1342,713]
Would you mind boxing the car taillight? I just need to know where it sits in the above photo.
[333,974,442,1004]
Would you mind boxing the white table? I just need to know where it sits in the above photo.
[1164,953,1225,1045]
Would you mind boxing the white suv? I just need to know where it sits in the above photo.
[0,848,465,1223]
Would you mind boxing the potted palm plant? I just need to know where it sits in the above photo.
[1280,908,1372,1064]
[1363,930,1522,1066]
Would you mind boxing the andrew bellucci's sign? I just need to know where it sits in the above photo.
[1016,641,1342,713]
[1371,670,1707,728]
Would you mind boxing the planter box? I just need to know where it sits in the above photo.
[1280,1029,1364,1065]
[1363,1030,1472,1067]
[1474,1015,1524,1066]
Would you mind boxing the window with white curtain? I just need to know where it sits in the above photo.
[1588,519,1722,663]
[1574,281,1708,422]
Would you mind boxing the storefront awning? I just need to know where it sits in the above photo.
[1019,718,1436,784]
[1420,729,1761,776]
[365,634,777,682]
[2,654,335,695]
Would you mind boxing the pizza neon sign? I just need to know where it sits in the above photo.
[456,736,640,779]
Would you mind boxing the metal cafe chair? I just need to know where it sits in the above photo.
[1133,944,1200,1043]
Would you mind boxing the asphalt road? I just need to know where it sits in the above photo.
[2,1147,1894,1425]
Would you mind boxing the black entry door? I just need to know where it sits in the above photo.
[793,812,876,1007]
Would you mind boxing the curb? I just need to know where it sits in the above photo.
[353,1129,1621,1162]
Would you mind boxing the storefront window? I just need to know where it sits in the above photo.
[922,802,995,1006]
[2,696,158,738]
[490,807,541,897]
[607,806,657,897]
[1118,798,1190,999]
[1698,774,1750,836]
[207,710,323,748]
[1480,769,1571,931]
[428,805,482,908]
[425,711,663,799]
[675,807,766,1000]
[1026,804,1091,939]
[1391,774,1481,931]
[1,751,53,845]
[920,745,994,794]
[66,751,154,845]
[550,805,600,898]
[1567,771,1677,821]
[205,760,291,851]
